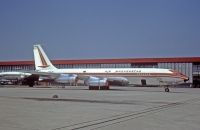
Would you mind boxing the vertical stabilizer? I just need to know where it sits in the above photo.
[33,44,57,70]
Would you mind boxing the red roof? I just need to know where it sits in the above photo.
[0,57,200,65]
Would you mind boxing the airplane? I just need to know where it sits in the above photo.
[0,71,31,80]
[33,44,189,92]
[0,71,39,86]
[0,72,30,85]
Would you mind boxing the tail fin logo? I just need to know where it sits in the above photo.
[36,46,49,68]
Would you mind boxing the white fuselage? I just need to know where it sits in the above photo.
[38,68,188,86]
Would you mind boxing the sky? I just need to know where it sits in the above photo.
[0,0,200,61]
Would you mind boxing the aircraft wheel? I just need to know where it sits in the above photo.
[28,81,34,87]
[165,87,170,92]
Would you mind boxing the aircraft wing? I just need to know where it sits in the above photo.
[26,71,60,79]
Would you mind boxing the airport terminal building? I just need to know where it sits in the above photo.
[0,57,200,87]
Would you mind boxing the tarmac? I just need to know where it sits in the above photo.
[0,86,200,130]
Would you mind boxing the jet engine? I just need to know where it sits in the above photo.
[85,76,109,87]
[55,74,78,85]
[107,77,129,86]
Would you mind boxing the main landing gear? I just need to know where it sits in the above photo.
[164,86,170,92]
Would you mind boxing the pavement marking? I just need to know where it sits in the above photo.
[50,97,200,130]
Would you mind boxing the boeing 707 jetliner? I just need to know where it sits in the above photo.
[33,44,189,92]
